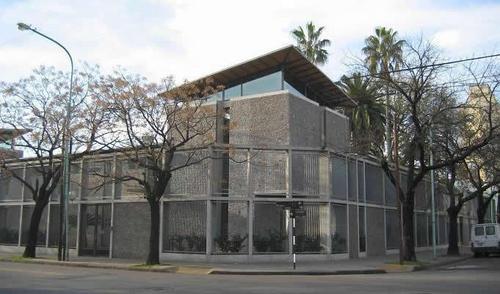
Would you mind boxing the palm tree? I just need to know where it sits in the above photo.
[337,73,385,154]
[362,27,405,158]
[292,22,331,65]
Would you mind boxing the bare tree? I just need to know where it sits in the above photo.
[370,39,500,261]
[0,65,105,258]
[97,72,220,265]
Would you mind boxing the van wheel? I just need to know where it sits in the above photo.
[474,252,481,258]
[484,253,490,257]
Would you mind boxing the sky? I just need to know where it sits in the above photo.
[1,0,500,84]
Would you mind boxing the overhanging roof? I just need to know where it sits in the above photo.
[191,45,355,107]
[0,128,31,140]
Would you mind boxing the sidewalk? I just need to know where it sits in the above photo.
[0,249,470,275]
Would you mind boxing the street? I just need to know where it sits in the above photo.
[1,257,500,293]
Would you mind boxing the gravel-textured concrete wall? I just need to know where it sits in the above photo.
[112,202,150,259]
[325,109,350,153]
[366,206,385,256]
[288,94,322,148]
[349,205,359,258]
[227,94,290,146]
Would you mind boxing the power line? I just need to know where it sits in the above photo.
[344,52,500,81]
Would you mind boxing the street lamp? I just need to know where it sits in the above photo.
[17,22,73,261]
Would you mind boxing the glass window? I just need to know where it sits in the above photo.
[251,150,287,195]
[212,150,246,197]
[438,215,447,245]
[242,71,282,96]
[212,201,248,254]
[348,160,357,201]
[474,226,484,236]
[292,152,320,197]
[365,164,383,204]
[385,209,399,250]
[358,162,365,202]
[416,212,428,247]
[115,160,144,198]
[253,202,288,253]
[359,206,366,252]
[486,226,496,236]
[21,205,48,246]
[162,201,207,253]
[284,81,304,98]
[331,204,348,254]
[48,204,77,248]
[167,152,209,197]
[224,85,241,100]
[0,168,23,202]
[384,172,397,206]
[331,156,347,199]
[0,205,20,245]
[206,91,222,103]
[295,203,329,253]
[81,160,113,200]
[24,166,42,202]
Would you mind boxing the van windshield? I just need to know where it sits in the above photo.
[486,226,495,236]
[475,226,484,236]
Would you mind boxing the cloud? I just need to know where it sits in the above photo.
[0,0,499,84]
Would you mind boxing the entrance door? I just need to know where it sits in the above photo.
[80,204,111,256]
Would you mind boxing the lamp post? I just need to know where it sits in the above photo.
[17,23,73,261]
[429,127,437,259]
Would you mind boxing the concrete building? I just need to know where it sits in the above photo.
[0,46,476,261]
[0,129,28,159]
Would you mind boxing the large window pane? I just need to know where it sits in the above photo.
[48,204,77,248]
[284,81,304,98]
[115,160,144,199]
[253,202,288,253]
[438,215,447,245]
[295,203,328,253]
[331,156,347,199]
[348,160,357,201]
[292,152,322,197]
[416,212,428,247]
[212,201,248,254]
[331,204,347,254]
[21,205,48,246]
[25,166,42,202]
[385,209,399,250]
[251,150,287,195]
[0,206,20,245]
[358,162,365,202]
[212,150,246,197]
[0,168,23,202]
[167,152,208,197]
[359,206,366,252]
[366,164,383,204]
[162,201,206,253]
[242,71,282,96]
[415,181,426,210]
[81,160,113,200]
[384,172,397,207]
[224,85,241,100]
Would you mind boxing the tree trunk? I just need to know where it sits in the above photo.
[146,199,160,265]
[447,208,460,256]
[23,200,47,258]
[402,197,416,261]
[477,207,486,224]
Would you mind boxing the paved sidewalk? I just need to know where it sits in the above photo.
[0,248,471,275]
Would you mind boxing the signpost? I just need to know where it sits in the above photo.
[276,201,305,270]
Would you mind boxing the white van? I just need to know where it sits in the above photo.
[471,223,500,257]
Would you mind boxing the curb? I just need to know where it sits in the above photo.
[209,269,386,275]
[0,257,177,273]
[413,255,471,271]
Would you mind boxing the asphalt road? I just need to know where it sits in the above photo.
[1,257,500,294]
